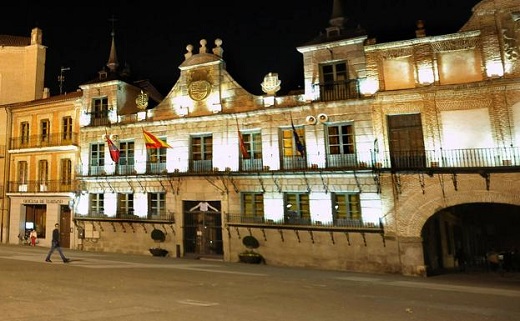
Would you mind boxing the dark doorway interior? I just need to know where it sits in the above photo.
[422,203,520,275]
[183,201,223,258]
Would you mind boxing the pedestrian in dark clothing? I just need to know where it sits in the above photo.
[455,247,466,272]
[45,223,70,263]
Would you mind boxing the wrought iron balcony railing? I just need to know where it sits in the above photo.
[74,210,174,222]
[312,79,361,102]
[10,133,79,150]
[77,147,520,178]
[7,180,75,193]
[225,214,382,230]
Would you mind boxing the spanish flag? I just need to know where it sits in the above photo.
[143,129,172,149]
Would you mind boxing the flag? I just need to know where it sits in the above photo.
[143,129,172,149]
[105,133,120,163]
[236,118,249,158]
[291,119,305,156]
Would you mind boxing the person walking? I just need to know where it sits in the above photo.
[29,229,37,246]
[45,223,70,263]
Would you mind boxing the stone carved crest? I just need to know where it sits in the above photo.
[187,70,212,101]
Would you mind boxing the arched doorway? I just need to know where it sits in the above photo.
[422,203,520,275]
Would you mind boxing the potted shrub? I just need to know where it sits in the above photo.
[149,229,168,257]
[238,235,263,264]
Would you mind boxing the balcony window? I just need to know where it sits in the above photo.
[190,135,212,172]
[240,132,263,171]
[242,192,264,223]
[326,123,357,168]
[284,193,310,225]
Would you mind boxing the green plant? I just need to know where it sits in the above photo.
[242,235,260,250]
[239,235,263,264]
[149,229,168,257]
[151,229,166,242]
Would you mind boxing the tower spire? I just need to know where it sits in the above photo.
[329,0,345,28]
[106,15,119,72]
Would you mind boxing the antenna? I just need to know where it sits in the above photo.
[58,66,71,95]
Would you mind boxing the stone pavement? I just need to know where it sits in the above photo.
[1,244,519,321]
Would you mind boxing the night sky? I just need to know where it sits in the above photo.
[1,0,481,97]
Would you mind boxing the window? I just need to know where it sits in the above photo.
[241,132,262,159]
[321,61,348,85]
[282,127,305,157]
[92,97,109,118]
[326,123,356,167]
[191,135,212,161]
[62,116,73,141]
[148,140,167,173]
[60,158,72,187]
[18,161,28,191]
[149,193,166,218]
[25,205,46,238]
[240,132,263,171]
[90,193,104,216]
[242,192,264,223]
[40,119,50,143]
[284,193,310,224]
[91,97,110,126]
[319,61,358,100]
[38,160,48,191]
[119,141,135,166]
[117,193,134,218]
[190,135,212,171]
[90,143,105,175]
[327,124,354,155]
[21,122,30,145]
[333,192,361,221]
[281,127,306,169]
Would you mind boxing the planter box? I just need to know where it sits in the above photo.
[238,253,263,264]
[149,248,169,257]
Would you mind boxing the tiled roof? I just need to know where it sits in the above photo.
[0,35,31,46]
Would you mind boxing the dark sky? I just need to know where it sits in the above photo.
[1,0,481,97]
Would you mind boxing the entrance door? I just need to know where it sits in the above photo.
[183,201,223,257]
[59,206,71,248]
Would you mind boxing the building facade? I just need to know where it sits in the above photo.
[2,0,520,276]
[0,27,47,243]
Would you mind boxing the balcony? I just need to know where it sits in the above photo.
[313,79,360,102]
[85,111,111,127]
[76,147,520,178]
[10,133,79,150]
[226,214,383,232]
[74,210,174,223]
[7,180,75,193]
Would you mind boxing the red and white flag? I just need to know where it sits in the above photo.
[105,134,120,163]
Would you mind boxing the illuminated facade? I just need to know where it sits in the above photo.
[0,27,47,243]
[2,0,519,276]
[4,91,82,247]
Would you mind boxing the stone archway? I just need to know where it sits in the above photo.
[383,172,520,276]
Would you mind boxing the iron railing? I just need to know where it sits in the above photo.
[74,211,174,222]
[7,180,75,193]
[10,133,79,149]
[76,147,520,178]
[313,79,361,102]
[225,214,382,230]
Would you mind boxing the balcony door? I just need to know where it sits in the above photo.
[388,114,426,169]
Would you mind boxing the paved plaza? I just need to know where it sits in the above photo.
[0,244,519,321]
